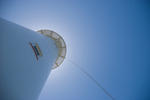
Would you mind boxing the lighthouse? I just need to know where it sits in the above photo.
[0,18,66,100]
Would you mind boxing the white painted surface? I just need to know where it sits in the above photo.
[0,18,58,100]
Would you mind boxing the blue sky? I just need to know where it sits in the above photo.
[0,0,150,100]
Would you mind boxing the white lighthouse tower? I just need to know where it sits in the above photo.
[0,18,66,100]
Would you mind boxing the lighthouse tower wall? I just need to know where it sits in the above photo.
[0,18,58,100]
